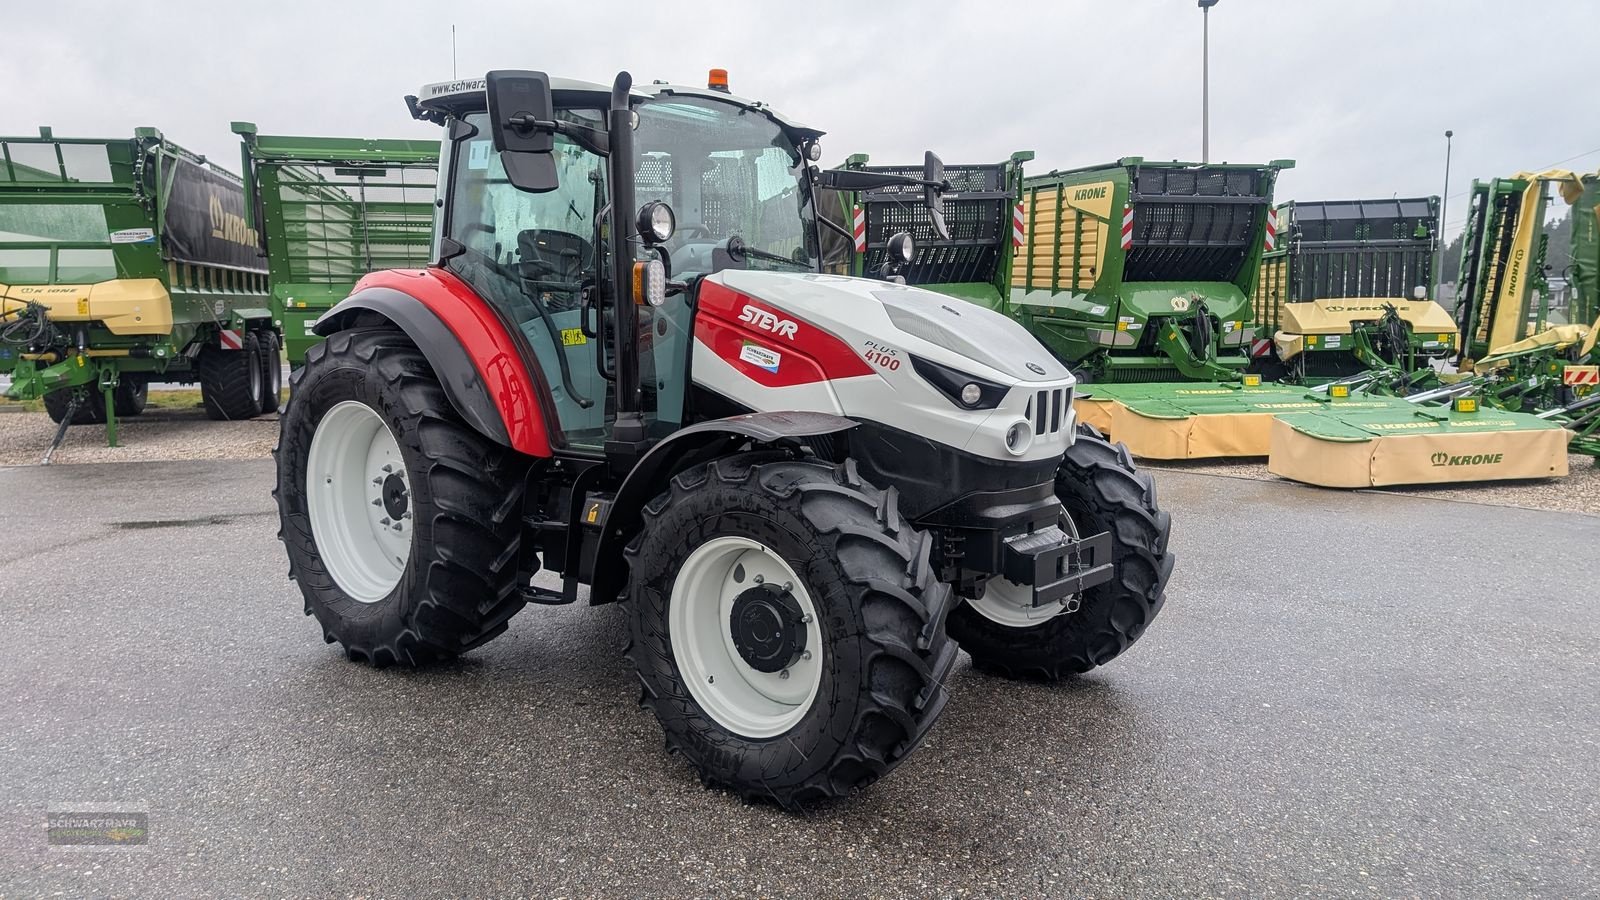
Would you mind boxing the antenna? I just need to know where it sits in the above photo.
[452,25,457,78]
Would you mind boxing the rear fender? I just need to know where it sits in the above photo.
[587,411,858,605]
[314,272,552,456]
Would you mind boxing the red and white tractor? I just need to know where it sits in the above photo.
[274,70,1173,808]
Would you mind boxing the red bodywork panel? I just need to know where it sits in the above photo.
[353,268,553,457]
[694,280,874,388]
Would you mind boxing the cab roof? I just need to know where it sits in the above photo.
[409,75,823,142]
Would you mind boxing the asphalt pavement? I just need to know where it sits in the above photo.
[1,459,1596,897]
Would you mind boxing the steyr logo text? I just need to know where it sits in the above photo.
[739,305,799,340]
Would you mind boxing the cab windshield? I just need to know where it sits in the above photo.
[633,95,816,278]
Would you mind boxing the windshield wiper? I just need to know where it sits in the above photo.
[727,236,809,271]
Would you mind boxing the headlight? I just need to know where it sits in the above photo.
[886,231,915,265]
[637,200,676,244]
[1005,420,1033,456]
[910,355,1006,410]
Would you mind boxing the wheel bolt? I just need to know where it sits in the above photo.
[380,517,391,526]
[381,464,394,474]
[802,651,812,660]
[371,498,382,507]
[779,669,789,680]
[753,575,764,584]
[392,522,403,532]
[782,582,792,592]
[800,614,813,624]
[372,477,383,486]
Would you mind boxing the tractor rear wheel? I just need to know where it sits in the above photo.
[624,454,957,810]
[274,327,531,667]
[200,333,264,420]
[948,426,1173,679]
[257,330,283,414]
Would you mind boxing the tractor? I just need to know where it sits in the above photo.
[275,70,1174,808]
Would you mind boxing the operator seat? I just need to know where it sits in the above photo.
[517,229,591,311]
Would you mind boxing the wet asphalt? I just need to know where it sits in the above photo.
[0,459,1595,897]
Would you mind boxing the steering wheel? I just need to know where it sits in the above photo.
[459,247,594,409]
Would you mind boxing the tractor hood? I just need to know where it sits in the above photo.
[712,270,1069,385]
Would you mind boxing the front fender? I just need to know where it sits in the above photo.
[587,411,858,605]
[314,268,553,457]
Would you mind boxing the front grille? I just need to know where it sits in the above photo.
[1025,387,1072,436]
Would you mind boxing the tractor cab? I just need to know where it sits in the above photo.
[408,71,946,453]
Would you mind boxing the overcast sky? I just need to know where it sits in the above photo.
[7,0,1598,238]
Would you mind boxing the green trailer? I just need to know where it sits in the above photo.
[1251,196,1457,384]
[0,126,278,453]
[846,154,1291,382]
[1014,158,1292,382]
[233,124,438,366]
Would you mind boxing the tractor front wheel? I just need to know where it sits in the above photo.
[624,454,958,809]
[948,426,1173,679]
[274,327,530,667]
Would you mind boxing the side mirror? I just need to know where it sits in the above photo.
[486,70,559,193]
[923,151,950,240]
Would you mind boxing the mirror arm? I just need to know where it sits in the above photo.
[816,170,948,194]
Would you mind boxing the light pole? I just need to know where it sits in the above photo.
[1438,129,1453,298]
[1202,3,1208,163]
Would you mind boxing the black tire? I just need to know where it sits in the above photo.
[274,326,531,667]
[114,376,148,417]
[43,388,106,425]
[624,454,958,810]
[257,330,283,415]
[200,332,263,420]
[1247,352,1290,384]
[948,425,1173,680]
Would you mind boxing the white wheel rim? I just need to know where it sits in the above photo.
[967,577,1073,628]
[306,400,411,603]
[669,536,823,739]
[967,509,1082,629]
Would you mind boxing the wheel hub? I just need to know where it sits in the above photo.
[380,473,410,519]
[729,585,807,673]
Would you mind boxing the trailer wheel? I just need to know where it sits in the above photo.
[624,455,957,810]
[200,333,264,420]
[114,376,148,417]
[948,425,1173,679]
[274,327,530,667]
[257,330,283,415]
[42,388,106,425]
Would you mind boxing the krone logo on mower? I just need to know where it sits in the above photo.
[739,304,798,340]
[1430,451,1503,467]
